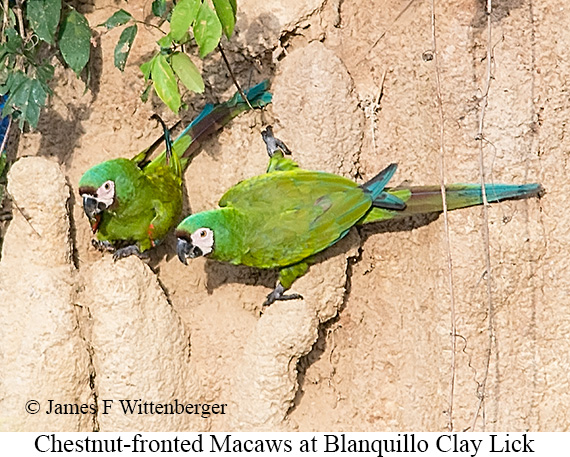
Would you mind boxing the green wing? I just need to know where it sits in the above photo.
[218,152,300,208]
[220,170,371,268]
[94,161,183,252]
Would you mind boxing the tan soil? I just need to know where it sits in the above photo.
[0,0,563,431]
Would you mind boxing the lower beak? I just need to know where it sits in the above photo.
[90,214,101,234]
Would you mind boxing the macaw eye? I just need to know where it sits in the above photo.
[96,180,115,206]
[190,227,214,256]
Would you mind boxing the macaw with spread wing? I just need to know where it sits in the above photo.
[176,127,543,305]
[78,81,271,259]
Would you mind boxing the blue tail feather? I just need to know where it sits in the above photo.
[0,95,11,157]
[0,95,11,178]
[361,163,406,210]
[479,183,543,202]
[361,163,398,199]
[174,80,272,143]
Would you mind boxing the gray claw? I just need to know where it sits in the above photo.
[92,239,115,252]
[112,245,146,261]
[261,126,292,157]
[263,283,303,307]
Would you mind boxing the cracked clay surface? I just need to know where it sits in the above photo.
[0,0,564,431]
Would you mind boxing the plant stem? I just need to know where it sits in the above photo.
[218,43,252,110]
[1,0,9,43]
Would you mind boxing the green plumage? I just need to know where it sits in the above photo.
[78,81,272,257]
[176,149,542,297]
[79,158,183,252]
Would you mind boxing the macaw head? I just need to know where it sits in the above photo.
[175,212,218,264]
[78,158,140,233]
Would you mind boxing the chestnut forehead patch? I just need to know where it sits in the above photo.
[78,186,96,196]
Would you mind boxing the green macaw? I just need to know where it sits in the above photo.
[78,81,272,259]
[175,127,543,305]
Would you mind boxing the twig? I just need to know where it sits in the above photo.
[1,0,9,43]
[430,0,458,433]
[357,0,417,66]
[218,43,253,110]
[14,0,25,41]
[368,69,387,154]
[133,19,167,35]
[470,0,494,432]
[5,190,42,238]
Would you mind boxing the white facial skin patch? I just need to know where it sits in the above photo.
[95,180,115,208]
[191,227,214,256]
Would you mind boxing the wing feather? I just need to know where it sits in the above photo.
[222,170,371,267]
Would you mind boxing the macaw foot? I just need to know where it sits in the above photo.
[263,283,303,307]
[92,239,115,252]
[112,245,148,261]
[0,210,12,221]
[261,126,292,157]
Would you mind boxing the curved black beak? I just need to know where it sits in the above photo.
[177,238,203,265]
[82,195,108,233]
[83,195,98,219]
[177,238,189,265]
[82,195,107,219]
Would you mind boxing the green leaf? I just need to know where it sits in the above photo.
[151,54,181,113]
[0,71,15,97]
[193,3,222,58]
[0,153,6,180]
[140,83,153,103]
[26,0,62,44]
[2,8,16,28]
[170,0,200,42]
[36,64,55,83]
[157,33,173,49]
[3,28,23,54]
[58,9,91,75]
[171,52,204,93]
[229,0,237,15]
[99,9,133,29]
[3,72,48,128]
[35,64,55,94]
[152,0,167,18]
[140,56,156,82]
[212,0,236,39]
[114,24,137,71]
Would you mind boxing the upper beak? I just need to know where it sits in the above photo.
[83,195,103,219]
[177,238,189,265]
[177,238,203,265]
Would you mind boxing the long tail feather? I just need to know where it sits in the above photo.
[360,183,543,224]
[0,95,11,178]
[150,113,182,178]
[146,80,272,172]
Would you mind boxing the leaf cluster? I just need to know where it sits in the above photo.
[103,0,237,114]
[0,0,93,129]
